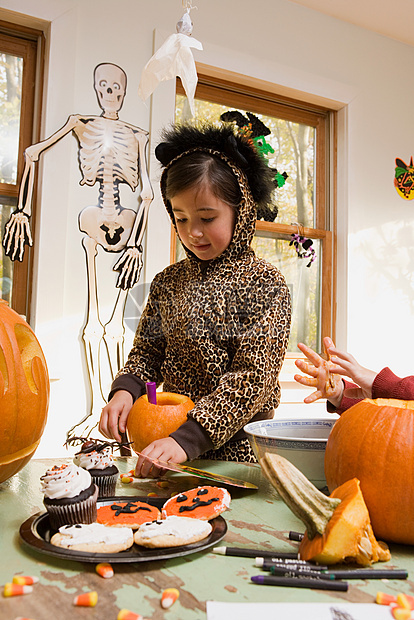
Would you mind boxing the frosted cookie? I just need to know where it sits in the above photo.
[50,522,134,553]
[161,486,231,521]
[134,515,212,548]
[97,500,160,529]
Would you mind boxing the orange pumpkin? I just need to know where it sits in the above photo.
[126,392,194,453]
[261,452,390,566]
[325,398,414,545]
[0,300,49,483]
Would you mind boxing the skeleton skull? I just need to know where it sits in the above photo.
[94,63,126,118]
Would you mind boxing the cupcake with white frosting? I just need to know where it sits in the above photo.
[41,463,98,530]
[73,441,119,497]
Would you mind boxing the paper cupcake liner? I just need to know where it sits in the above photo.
[92,472,118,498]
[45,484,99,530]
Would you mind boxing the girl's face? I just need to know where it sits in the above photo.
[171,184,237,261]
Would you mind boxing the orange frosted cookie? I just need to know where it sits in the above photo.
[97,500,160,529]
[161,486,231,521]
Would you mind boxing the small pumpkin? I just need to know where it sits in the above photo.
[0,300,49,483]
[126,392,194,453]
[260,452,390,565]
[325,397,414,545]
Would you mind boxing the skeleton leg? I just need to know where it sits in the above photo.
[68,234,106,438]
[103,286,128,380]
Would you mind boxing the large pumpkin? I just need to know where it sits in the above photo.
[0,300,49,483]
[126,392,194,453]
[325,398,414,544]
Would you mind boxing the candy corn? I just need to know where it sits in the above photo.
[147,492,158,497]
[376,592,397,606]
[3,583,33,597]
[12,575,39,586]
[95,562,114,579]
[161,587,179,609]
[73,591,98,607]
[120,476,133,484]
[397,593,414,610]
[391,607,412,620]
[117,610,143,620]
[156,480,169,488]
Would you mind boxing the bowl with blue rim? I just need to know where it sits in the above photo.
[244,416,336,489]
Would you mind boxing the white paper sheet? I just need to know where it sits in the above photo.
[206,602,392,620]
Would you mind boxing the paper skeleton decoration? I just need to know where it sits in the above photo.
[138,4,202,116]
[3,63,153,436]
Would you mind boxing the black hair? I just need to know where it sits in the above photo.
[164,151,242,208]
[155,122,275,209]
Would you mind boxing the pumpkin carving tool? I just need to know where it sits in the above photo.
[135,453,258,489]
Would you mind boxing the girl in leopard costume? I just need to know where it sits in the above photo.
[99,122,291,476]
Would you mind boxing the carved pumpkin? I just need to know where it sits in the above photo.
[0,300,49,483]
[126,392,194,453]
[260,452,390,566]
[325,398,414,545]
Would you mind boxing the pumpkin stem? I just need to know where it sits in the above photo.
[260,453,341,539]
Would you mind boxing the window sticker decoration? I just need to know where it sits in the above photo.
[394,157,414,200]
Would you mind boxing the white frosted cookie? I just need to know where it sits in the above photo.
[134,515,212,548]
[50,522,134,553]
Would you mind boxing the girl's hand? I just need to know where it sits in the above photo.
[135,437,188,478]
[99,390,133,442]
[294,337,343,406]
[325,342,376,399]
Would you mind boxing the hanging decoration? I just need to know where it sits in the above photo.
[289,227,316,268]
[394,157,414,200]
[220,110,288,222]
[138,1,203,116]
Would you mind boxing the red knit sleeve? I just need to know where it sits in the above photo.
[372,367,414,400]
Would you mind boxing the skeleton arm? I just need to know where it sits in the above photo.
[113,129,154,290]
[3,115,82,261]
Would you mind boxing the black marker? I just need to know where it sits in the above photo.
[251,574,348,591]
[324,569,408,580]
[256,558,328,571]
[213,546,299,559]
[269,565,334,580]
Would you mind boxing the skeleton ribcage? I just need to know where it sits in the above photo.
[76,118,139,189]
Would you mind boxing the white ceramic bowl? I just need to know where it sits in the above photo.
[244,417,336,489]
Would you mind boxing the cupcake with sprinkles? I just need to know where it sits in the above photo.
[73,440,119,498]
[40,463,98,530]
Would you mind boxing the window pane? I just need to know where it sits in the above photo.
[0,197,16,304]
[0,53,23,185]
[251,233,321,352]
[176,94,316,226]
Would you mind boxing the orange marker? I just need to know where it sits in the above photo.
[3,583,33,597]
[161,587,179,609]
[12,575,39,586]
[73,591,98,607]
[95,562,114,578]
[117,610,143,620]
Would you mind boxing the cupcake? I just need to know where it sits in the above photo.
[40,463,98,530]
[73,441,119,498]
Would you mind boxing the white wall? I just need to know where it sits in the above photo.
[1,0,414,456]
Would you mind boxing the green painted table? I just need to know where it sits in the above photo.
[0,457,413,619]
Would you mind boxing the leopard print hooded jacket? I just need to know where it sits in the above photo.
[111,150,291,463]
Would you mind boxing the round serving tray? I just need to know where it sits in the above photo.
[19,495,227,563]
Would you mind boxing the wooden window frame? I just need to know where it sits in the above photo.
[0,20,45,318]
[172,66,337,352]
